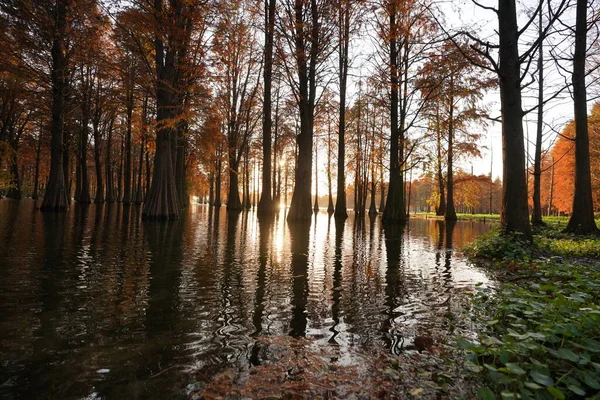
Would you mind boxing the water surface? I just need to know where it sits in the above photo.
[0,200,493,399]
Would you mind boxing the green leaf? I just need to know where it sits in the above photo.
[546,386,565,400]
[556,348,579,362]
[484,364,498,372]
[477,387,496,400]
[583,373,600,389]
[505,363,526,376]
[530,370,554,387]
[500,390,515,399]
[524,381,543,390]
[566,383,586,396]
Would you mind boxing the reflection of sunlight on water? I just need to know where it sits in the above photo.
[0,202,497,399]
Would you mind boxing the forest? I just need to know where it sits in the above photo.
[1,0,600,399]
[0,0,597,232]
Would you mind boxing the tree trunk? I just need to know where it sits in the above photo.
[32,125,43,200]
[105,118,115,203]
[334,0,350,220]
[287,0,318,222]
[41,0,69,211]
[142,0,183,219]
[445,83,457,221]
[122,86,133,204]
[176,128,187,208]
[531,8,545,226]
[258,0,276,215]
[215,148,222,207]
[383,8,406,223]
[436,111,445,216]
[93,111,104,204]
[498,0,532,239]
[136,133,145,203]
[313,136,319,213]
[564,0,599,234]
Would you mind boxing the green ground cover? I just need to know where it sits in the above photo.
[463,227,600,400]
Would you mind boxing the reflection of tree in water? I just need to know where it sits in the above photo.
[289,221,311,337]
[252,216,273,337]
[250,215,273,365]
[329,218,345,344]
[144,220,184,339]
[382,223,407,354]
[209,212,251,368]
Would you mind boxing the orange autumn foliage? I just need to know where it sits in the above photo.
[544,103,600,214]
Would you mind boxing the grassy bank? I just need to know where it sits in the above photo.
[463,227,600,399]
[414,213,600,229]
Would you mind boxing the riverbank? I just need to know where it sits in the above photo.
[463,225,600,399]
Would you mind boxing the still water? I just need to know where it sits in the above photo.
[0,200,493,399]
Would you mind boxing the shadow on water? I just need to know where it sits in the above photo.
[289,221,311,337]
[381,222,407,354]
[0,203,495,399]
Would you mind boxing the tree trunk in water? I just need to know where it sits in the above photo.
[175,131,187,208]
[287,0,318,222]
[208,171,214,206]
[445,84,457,221]
[313,137,319,213]
[334,0,349,220]
[135,133,144,203]
[143,128,180,219]
[564,0,599,234]
[498,0,532,239]
[258,0,276,215]
[93,114,103,204]
[143,0,183,219]
[215,152,222,207]
[32,126,43,200]
[41,0,69,211]
[105,118,115,203]
[75,70,92,204]
[6,151,21,199]
[117,139,123,202]
[122,88,133,204]
[436,111,445,216]
[227,160,242,211]
[383,8,406,224]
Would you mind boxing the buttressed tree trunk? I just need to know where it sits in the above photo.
[41,0,69,212]
[143,0,189,220]
[564,0,599,234]
[498,0,532,239]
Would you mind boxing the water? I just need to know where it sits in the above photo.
[0,200,494,399]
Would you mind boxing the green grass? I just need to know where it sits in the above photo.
[462,229,600,400]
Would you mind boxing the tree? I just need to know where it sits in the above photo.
[280,0,334,221]
[418,40,493,221]
[257,0,277,215]
[141,0,197,219]
[42,0,70,211]
[563,0,599,234]
[213,0,262,212]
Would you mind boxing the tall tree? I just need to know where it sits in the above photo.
[142,0,195,219]
[334,0,352,219]
[42,0,70,211]
[563,0,599,234]
[257,0,277,215]
[281,0,334,221]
